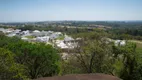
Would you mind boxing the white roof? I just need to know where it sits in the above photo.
[57,41,68,49]
[55,40,76,49]
[120,40,126,46]
[48,31,54,33]
[55,32,62,35]
[64,36,74,42]
[36,36,49,42]
[6,30,13,33]
[0,28,6,33]
[115,40,126,46]
[22,30,29,34]
[7,33,16,37]
[49,33,59,39]
[33,30,40,33]
[21,37,28,40]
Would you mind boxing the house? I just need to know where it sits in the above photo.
[66,42,77,49]
[14,29,21,34]
[115,40,126,46]
[56,40,68,49]
[32,30,43,37]
[22,30,30,35]
[7,33,16,37]
[0,28,15,34]
[120,40,126,46]
[40,30,52,36]
[0,28,5,33]
[32,32,42,37]
[36,36,49,42]
[47,31,54,34]
[55,39,77,49]
[50,32,62,39]
[55,32,62,35]
[21,30,31,37]
[104,38,126,46]
[5,28,14,33]
[64,35,74,43]
[33,30,40,33]
[49,33,60,40]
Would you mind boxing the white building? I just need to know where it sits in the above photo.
[21,30,31,37]
[0,28,5,33]
[115,40,126,46]
[56,40,68,49]
[5,29,14,33]
[55,39,77,49]
[7,33,16,37]
[49,32,62,40]
[14,29,21,34]
[33,30,40,33]
[22,30,30,35]
[36,36,50,42]
[64,35,74,42]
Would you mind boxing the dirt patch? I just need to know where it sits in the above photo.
[35,73,121,80]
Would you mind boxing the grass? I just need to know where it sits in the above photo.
[128,40,142,64]
[134,41,142,64]
[25,36,35,39]
[128,40,142,53]
[57,36,65,40]
[136,43,142,53]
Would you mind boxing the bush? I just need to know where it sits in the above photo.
[0,48,27,80]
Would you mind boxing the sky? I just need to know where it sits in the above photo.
[0,0,142,22]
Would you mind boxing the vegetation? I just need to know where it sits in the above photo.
[0,48,26,80]
[0,33,60,79]
[61,31,142,80]
[108,27,142,40]
[0,22,142,80]
[25,36,35,39]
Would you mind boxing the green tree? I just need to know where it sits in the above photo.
[74,39,114,73]
[65,32,115,74]
[0,48,27,80]
[5,41,60,79]
[112,42,138,80]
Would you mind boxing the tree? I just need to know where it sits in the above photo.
[5,41,60,79]
[73,39,114,73]
[112,42,138,80]
[65,32,115,74]
[0,48,27,80]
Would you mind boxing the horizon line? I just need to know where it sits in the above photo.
[1,20,142,23]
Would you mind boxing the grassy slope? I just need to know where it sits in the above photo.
[128,40,142,64]
[129,40,142,53]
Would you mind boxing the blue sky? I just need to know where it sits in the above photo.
[0,0,142,22]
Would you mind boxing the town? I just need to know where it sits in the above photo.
[1,0,142,80]
[0,27,78,49]
[0,27,127,60]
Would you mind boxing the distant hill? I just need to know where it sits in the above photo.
[1,21,142,28]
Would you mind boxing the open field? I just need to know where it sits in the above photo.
[128,40,142,53]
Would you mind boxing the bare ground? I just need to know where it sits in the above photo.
[35,73,121,80]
